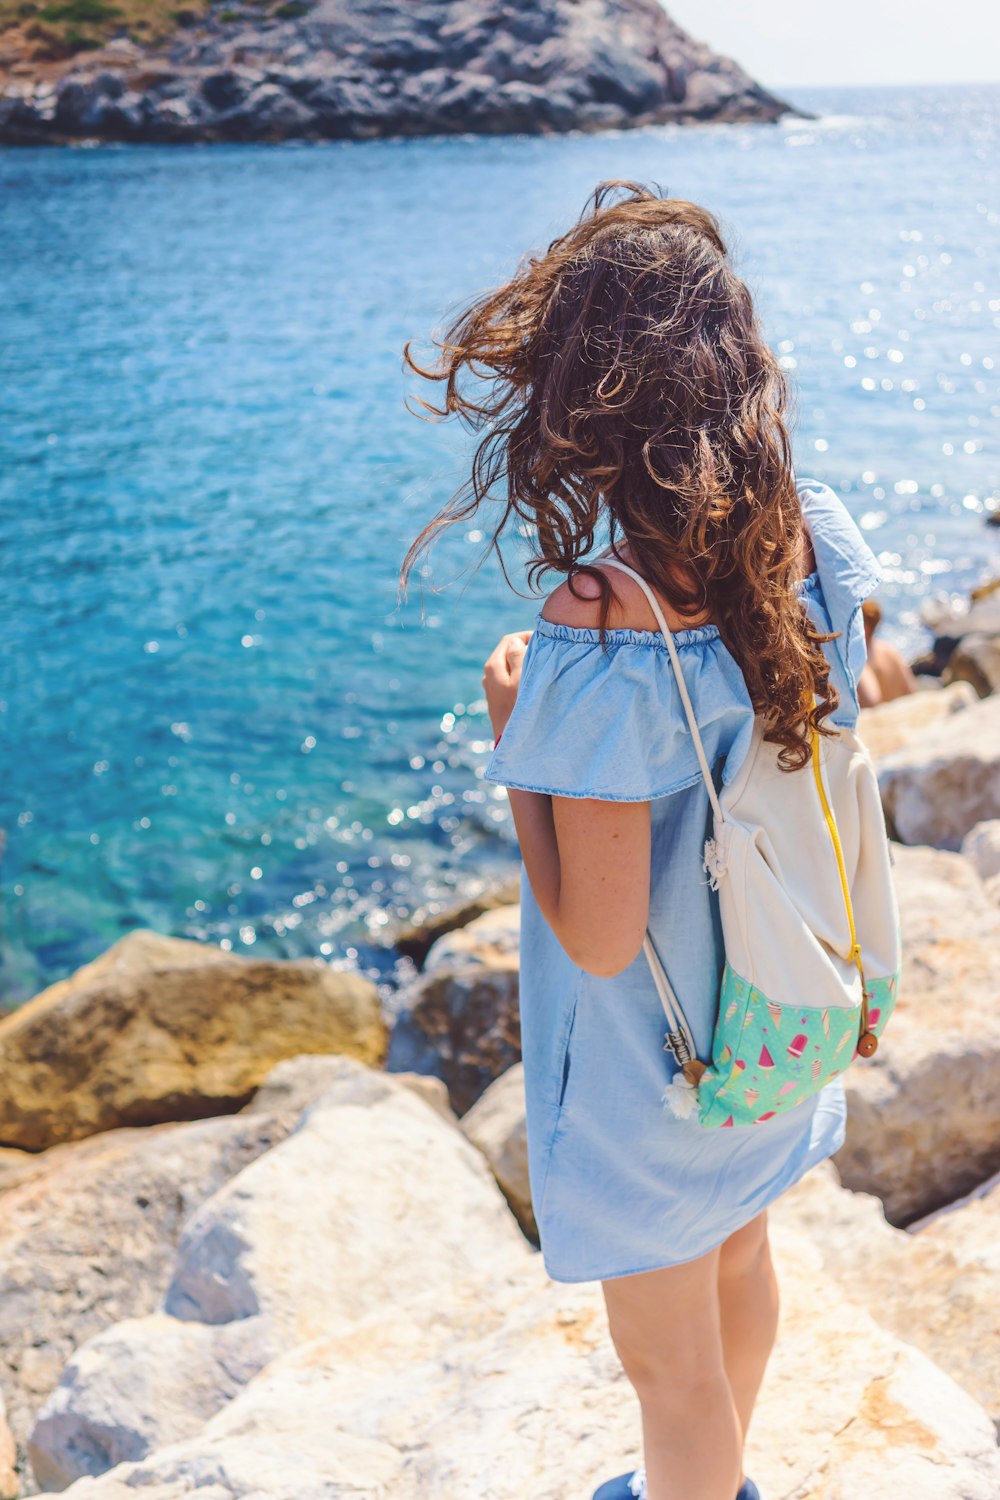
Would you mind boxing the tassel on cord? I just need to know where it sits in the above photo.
[703,836,727,891]
[662,1056,709,1120]
[662,1073,699,1119]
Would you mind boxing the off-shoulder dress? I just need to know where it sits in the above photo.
[482,477,882,1283]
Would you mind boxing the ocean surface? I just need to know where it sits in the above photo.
[1,81,998,1003]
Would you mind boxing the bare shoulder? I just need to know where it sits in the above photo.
[539,568,609,629]
[540,558,711,633]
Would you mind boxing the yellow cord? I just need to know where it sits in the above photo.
[810,727,870,1030]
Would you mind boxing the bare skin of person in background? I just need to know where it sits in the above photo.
[857,598,918,708]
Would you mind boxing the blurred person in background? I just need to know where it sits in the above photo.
[857,597,918,707]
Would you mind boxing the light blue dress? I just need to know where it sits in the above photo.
[482,477,882,1283]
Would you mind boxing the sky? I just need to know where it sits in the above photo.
[662,0,1000,89]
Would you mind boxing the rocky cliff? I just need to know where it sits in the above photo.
[0,0,802,145]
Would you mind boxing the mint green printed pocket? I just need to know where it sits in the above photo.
[696,965,900,1129]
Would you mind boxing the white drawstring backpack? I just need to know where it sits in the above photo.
[599,553,902,1129]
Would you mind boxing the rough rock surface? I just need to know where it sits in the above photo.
[961,820,1000,883]
[393,873,521,966]
[0,929,385,1150]
[24,1059,1000,1499]
[878,694,1000,849]
[774,1160,1000,1425]
[421,903,521,975]
[28,1058,530,1488]
[857,679,976,762]
[459,1060,536,1241]
[835,844,1000,1223]
[0,0,801,145]
[243,1050,456,1124]
[0,1108,296,1461]
[386,907,521,1114]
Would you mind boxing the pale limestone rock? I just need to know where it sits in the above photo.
[858,679,976,761]
[243,1052,456,1125]
[390,1072,457,1122]
[421,903,521,974]
[878,694,1000,849]
[28,1059,531,1487]
[393,874,521,965]
[161,1061,524,1328]
[835,844,1000,1223]
[0,1110,296,1461]
[36,1220,1000,1500]
[28,1316,262,1493]
[0,929,386,1150]
[460,1062,535,1240]
[774,1160,1000,1425]
[961,819,1000,882]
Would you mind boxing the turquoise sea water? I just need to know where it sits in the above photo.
[1,81,999,1002]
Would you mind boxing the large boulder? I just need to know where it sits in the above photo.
[0,1105,299,1461]
[835,844,1000,1223]
[0,930,386,1149]
[877,694,1000,849]
[420,904,521,975]
[392,874,521,966]
[386,908,521,1114]
[857,679,976,762]
[774,1160,1000,1425]
[28,1058,530,1488]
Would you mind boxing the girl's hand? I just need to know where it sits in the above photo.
[483,630,532,740]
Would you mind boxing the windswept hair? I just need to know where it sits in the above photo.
[400,179,838,770]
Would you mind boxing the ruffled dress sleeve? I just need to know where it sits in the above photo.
[481,618,756,802]
[796,475,883,723]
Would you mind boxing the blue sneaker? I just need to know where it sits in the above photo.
[591,1467,761,1500]
[591,1470,647,1500]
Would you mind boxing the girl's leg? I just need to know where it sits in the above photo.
[717,1208,780,1486]
[601,1243,742,1500]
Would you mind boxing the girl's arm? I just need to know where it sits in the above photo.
[483,631,650,979]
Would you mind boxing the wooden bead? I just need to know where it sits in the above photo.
[857,1031,878,1058]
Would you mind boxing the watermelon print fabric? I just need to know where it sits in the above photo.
[695,966,900,1128]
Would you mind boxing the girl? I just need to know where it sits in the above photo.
[400,181,881,1500]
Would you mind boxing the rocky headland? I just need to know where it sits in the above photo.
[1,579,999,1497]
[0,0,803,145]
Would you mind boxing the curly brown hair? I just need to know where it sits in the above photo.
[400,179,838,770]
